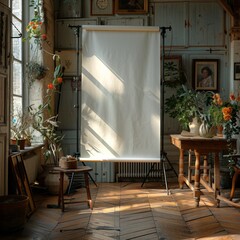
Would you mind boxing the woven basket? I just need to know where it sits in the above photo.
[59,156,78,169]
[0,195,29,233]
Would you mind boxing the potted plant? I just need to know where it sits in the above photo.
[165,84,213,132]
[26,61,48,87]
[11,109,34,149]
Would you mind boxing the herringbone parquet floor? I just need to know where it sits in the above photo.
[1,181,240,240]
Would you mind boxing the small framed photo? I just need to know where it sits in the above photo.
[192,59,219,91]
[115,0,148,14]
[91,0,114,16]
[234,62,240,80]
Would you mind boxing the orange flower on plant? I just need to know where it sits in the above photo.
[230,93,235,101]
[57,77,63,84]
[222,107,233,121]
[212,93,223,106]
[47,83,54,89]
[41,34,47,40]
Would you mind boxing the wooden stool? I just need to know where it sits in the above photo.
[223,154,240,201]
[54,166,93,212]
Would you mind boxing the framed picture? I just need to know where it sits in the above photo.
[55,50,78,76]
[164,56,182,82]
[91,0,114,16]
[115,0,148,14]
[234,62,240,80]
[9,153,36,217]
[192,59,219,91]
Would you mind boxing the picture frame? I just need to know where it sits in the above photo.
[192,59,219,91]
[91,0,114,16]
[234,62,240,80]
[164,56,182,81]
[9,153,36,217]
[115,0,148,14]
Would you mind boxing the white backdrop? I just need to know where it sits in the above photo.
[81,26,160,159]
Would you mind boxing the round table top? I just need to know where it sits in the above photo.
[53,165,92,173]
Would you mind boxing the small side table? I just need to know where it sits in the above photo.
[54,166,93,212]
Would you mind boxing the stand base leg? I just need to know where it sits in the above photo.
[141,151,175,195]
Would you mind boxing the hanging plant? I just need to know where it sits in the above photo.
[26,61,49,87]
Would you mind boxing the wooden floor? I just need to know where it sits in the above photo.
[1,179,240,240]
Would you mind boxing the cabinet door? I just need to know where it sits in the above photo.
[0,3,10,194]
[154,2,187,47]
[55,18,98,50]
[188,2,225,47]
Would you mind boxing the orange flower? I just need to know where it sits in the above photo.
[41,34,47,40]
[222,107,233,121]
[47,83,54,89]
[212,93,223,106]
[57,77,63,84]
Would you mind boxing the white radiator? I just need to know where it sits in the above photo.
[117,162,162,178]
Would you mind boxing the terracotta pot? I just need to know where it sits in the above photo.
[45,171,69,195]
[17,139,26,150]
[216,125,223,137]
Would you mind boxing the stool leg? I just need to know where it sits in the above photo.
[84,172,92,209]
[230,170,239,201]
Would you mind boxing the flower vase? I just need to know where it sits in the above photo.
[189,117,200,136]
[199,121,216,138]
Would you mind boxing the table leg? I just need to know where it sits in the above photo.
[84,172,93,210]
[194,150,201,207]
[179,149,185,189]
[203,155,208,181]
[214,152,221,207]
[60,172,65,212]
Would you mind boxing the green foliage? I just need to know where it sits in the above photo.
[26,61,48,87]
[165,85,213,130]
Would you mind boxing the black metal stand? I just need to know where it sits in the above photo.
[141,26,177,193]
[68,25,97,189]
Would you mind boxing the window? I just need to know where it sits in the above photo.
[11,0,23,115]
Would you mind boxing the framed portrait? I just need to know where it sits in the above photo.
[192,59,219,91]
[91,0,114,16]
[234,62,240,80]
[115,0,148,14]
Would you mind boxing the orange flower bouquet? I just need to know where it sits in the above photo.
[209,93,240,140]
[221,93,240,141]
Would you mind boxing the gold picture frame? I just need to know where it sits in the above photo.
[193,59,219,91]
[91,0,114,16]
[115,0,148,14]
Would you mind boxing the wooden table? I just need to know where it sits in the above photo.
[170,134,236,207]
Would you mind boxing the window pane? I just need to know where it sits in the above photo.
[12,0,22,19]
[12,17,22,60]
[12,96,22,115]
[13,60,22,95]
